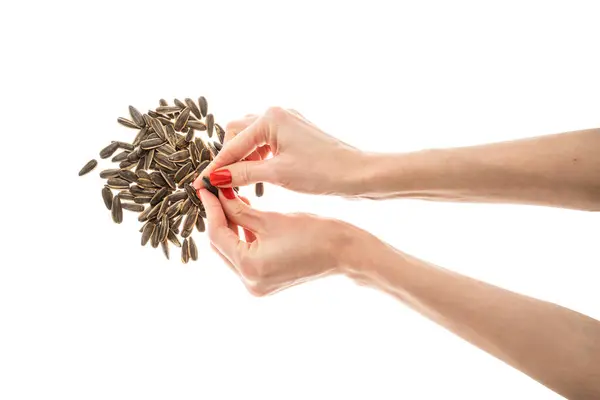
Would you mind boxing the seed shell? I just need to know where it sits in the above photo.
[181,238,190,263]
[102,186,113,210]
[79,159,98,176]
[140,138,165,150]
[201,176,219,197]
[141,222,156,246]
[121,203,144,212]
[167,230,182,247]
[160,240,170,259]
[198,96,207,117]
[111,196,123,223]
[129,105,145,127]
[100,142,120,159]
[206,114,214,138]
[188,237,198,261]
[255,182,264,197]
[117,117,140,129]
[174,108,190,131]
[195,216,205,232]
[107,178,130,189]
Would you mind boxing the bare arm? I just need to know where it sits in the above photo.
[343,232,600,399]
[360,128,600,210]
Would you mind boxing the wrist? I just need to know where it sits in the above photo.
[351,149,448,199]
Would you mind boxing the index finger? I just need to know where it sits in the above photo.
[212,117,269,171]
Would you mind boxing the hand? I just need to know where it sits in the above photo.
[193,107,368,196]
[197,186,361,296]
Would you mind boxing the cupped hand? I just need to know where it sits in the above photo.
[197,186,361,296]
[193,107,368,196]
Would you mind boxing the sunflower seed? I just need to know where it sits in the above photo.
[215,123,225,143]
[166,200,182,218]
[181,238,190,264]
[137,178,157,188]
[157,197,170,218]
[167,191,188,203]
[138,205,152,222]
[159,99,168,107]
[140,138,165,150]
[187,120,206,131]
[185,128,195,143]
[118,190,135,200]
[133,196,152,204]
[188,237,198,261]
[174,98,186,109]
[200,148,210,163]
[157,215,169,242]
[160,240,170,259]
[167,230,182,247]
[136,170,151,180]
[149,172,166,187]
[185,184,201,206]
[79,159,98,176]
[168,149,189,162]
[149,118,166,140]
[174,108,190,131]
[150,187,168,206]
[102,186,113,210]
[118,169,137,183]
[111,196,123,223]
[201,176,219,197]
[131,184,156,196]
[195,216,205,233]
[178,170,197,187]
[147,202,162,221]
[164,124,178,147]
[151,224,160,248]
[117,117,139,129]
[255,182,264,197]
[119,160,135,169]
[141,222,156,246]
[148,110,169,120]
[189,141,200,164]
[213,141,223,151]
[107,178,130,189]
[206,114,214,138]
[100,142,120,159]
[184,98,201,119]
[156,106,181,114]
[122,203,144,212]
[198,96,208,117]
[195,160,209,175]
[111,151,130,162]
[174,162,193,182]
[160,170,176,190]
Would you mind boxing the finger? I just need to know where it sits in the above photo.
[239,196,257,242]
[197,188,248,267]
[208,159,274,188]
[217,188,264,233]
[211,117,270,171]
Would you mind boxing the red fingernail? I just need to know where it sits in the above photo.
[221,187,236,200]
[210,169,232,186]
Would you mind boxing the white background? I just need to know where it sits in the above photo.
[1,1,599,399]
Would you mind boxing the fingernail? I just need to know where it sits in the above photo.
[210,169,232,186]
[220,187,236,200]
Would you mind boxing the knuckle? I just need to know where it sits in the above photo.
[238,256,263,281]
[265,106,287,121]
[238,163,251,185]
[246,283,267,297]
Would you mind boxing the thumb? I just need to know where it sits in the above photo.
[208,159,274,188]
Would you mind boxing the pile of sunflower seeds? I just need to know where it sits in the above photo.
[79,96,263,263]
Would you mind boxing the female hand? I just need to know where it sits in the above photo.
[197,186,363,296]
[194,107,369,196]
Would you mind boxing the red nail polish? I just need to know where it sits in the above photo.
[210,169,232,186]
[221,187,236,200]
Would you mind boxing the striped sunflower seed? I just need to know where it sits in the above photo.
[122,203,145,212]
[79,159,98,176]
[140,138,165,150]
[107,178,130,190]
[111,196,123,223]
[206,114,214,138]
[198,96,207,117]
[141,222,156,246]
[160,240,170,259]
[100,142,120,159]
[188,237,198,261]
[102,186,113,210]
[181,238,190,264]
[167,229,182,247]
[117,117,140,129]
[174,108,190,132]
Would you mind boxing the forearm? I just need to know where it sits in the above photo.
[340,230,600,398]
[357,129,600,210]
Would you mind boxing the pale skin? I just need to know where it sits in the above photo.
[193,107,600,399]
